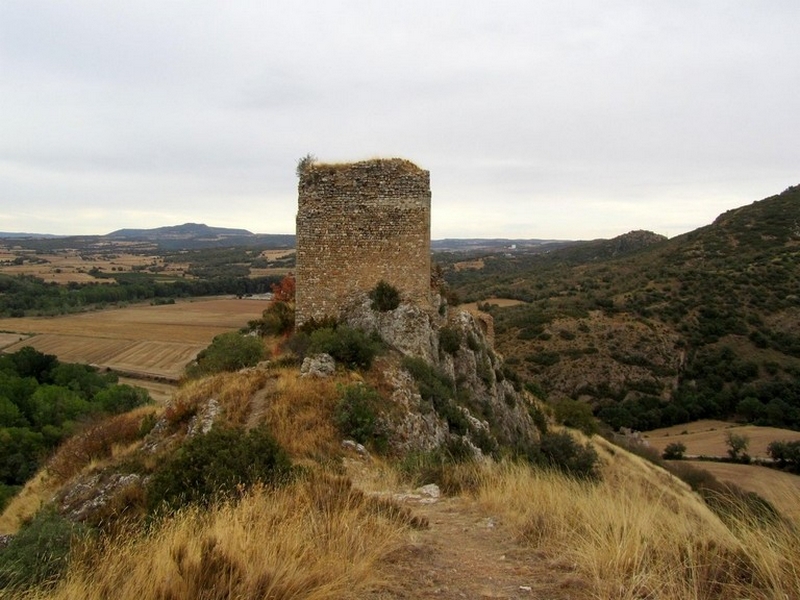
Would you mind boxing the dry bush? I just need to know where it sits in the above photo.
[27,473,411,600]
[471,438,800,600]
[46,409,155,484]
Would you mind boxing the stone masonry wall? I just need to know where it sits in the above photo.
[296,158,431,325]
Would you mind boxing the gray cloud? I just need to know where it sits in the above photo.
[2,1,799,238]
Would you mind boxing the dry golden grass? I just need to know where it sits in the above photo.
[471,436,800,600]
[45,408,158,485]
[258,369,354,460]
[22,475,409,600]
[0,471,55,535]
[644,419,800,458]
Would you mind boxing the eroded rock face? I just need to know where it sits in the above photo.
[344,296,442,364]
[345,296,539,454]
[57,471,144,524]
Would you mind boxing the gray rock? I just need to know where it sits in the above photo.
[300,353,336,377]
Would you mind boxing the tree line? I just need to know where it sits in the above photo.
[0,272,283,317]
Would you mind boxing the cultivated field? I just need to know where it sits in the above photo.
[681,460,800,520]
[0,297,271,381]
[0,245,189,284]
[643,419,800,459]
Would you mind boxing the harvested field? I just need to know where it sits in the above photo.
[0,297,271,381]
[462,297,526,312]
[0,332,29,350]
[681,460,800,520]
[643,419,800,459]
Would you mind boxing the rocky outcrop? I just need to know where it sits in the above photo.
[343,295,540,454]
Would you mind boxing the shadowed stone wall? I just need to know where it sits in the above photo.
[296,158,431,325]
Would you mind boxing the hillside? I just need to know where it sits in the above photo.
[443,184,800,432]
[2,360,799,599]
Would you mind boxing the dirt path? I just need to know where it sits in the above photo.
[367,493,592,600]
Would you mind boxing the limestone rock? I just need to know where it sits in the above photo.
[300,353,336,377]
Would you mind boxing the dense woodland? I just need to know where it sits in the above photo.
[0,347,151,510]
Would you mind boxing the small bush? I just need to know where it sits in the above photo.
[186,332,266,378]
[334,384,386,450]
[662,441,687,460]
[146,426,293,513]
[439,326,461,355]
[401,357,468,434]
[369,280,401,312]
[251,301,295,336]
[308,326,381,370]
[0,508,85,590]
[525,431,600,480]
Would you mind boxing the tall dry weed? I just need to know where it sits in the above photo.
[23,473,410,600]
[259,370,344,459]
[472,439,800,600]
[46,408,155,484]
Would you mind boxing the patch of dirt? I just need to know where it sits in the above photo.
[366,494,591,600]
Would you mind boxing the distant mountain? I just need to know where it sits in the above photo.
[104,223,295,250]
[0,232,60,239]
[106,223,253,240]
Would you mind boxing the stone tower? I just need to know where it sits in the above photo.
[295,158,431,325]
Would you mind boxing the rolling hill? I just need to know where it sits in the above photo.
[444,184,800,431]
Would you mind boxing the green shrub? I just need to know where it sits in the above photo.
[524,431,600,480]
[439,326,461,355]
[553,398,598,436]
[369,280,401,312]
[146,426,293,512]
[662,441,687,460]
[308,326,381,369]
[334,384,385,449]
[0,508,85,590]
[186,332,266,378]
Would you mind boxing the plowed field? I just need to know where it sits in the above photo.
[0,297,271,381]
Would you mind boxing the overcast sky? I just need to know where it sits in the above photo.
[2,1,799,240]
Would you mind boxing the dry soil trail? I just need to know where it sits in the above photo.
[368,492,592,600]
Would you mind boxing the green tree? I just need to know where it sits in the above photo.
[725,431,750,463]
[553,398,598,436]
[93,384,151,414]
[662,441,687,460]
[29,385,90,428]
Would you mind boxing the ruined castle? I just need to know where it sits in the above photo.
[295,158,431,325]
